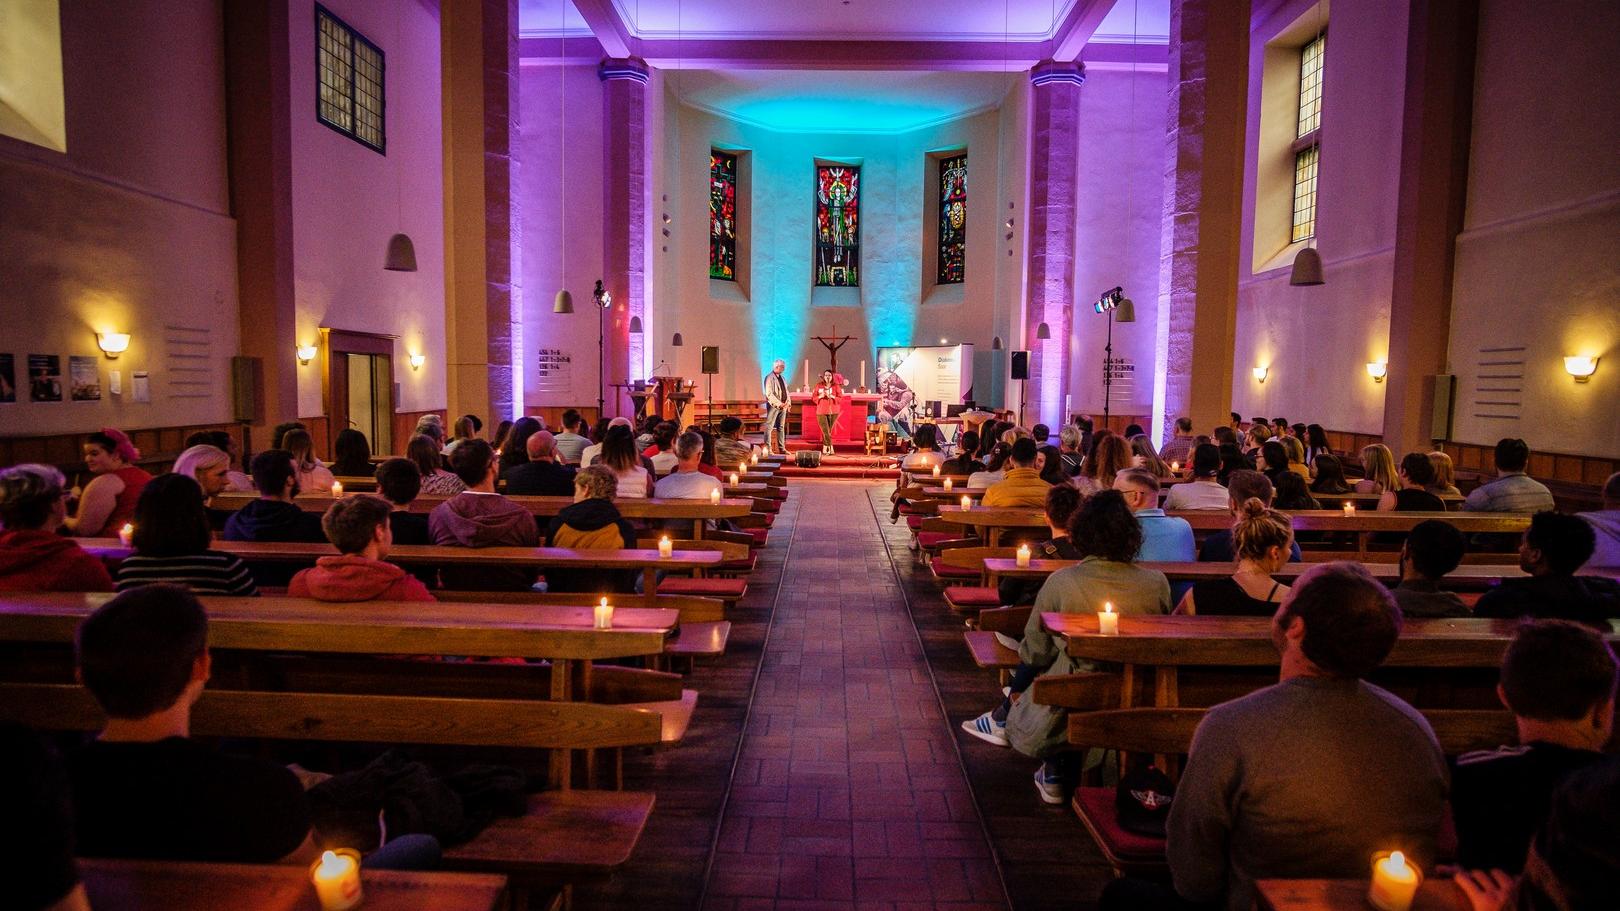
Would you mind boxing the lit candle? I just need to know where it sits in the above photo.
[803,359,810,390]
[960,495,972,510]
[1344,501,1356,517]
[1098,602,1119,636]
[943,478,953,492]
[710,488,721,504]
[860,359,867,389]
[309,849,363,911]
[750,452,759,466]
[118,523,134,546]
[729,471,740,485]
[932,464,941,478]
[1016,544,1031,568]
[1170,461,1180,475]
[330,481,343,498]
[739,461,748,476]
[595,597,614,630]
[1368,851,1421,911]
[658,535,672,558]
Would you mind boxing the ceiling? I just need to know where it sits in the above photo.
[519,0,1168,44]
[671,70,1020,133]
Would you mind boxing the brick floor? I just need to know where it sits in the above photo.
[702,481,1010,911]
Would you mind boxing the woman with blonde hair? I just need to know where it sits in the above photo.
[1175,498,1293,616]
[1075,433,1133,495]
[1279,435,1310,478]
[1354,443,1398,495]
[1427,450,1461,497]
[1129,435,1172,478]
[171,444,233,499]
[281,429,334,493]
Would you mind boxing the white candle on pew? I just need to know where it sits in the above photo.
[310,849,363,910]
[118,523,134,547]
[594,597,614,630]
[1016,543,1031,568]
[1368,851,1420,911]
[943,478,953,492]
[710,488,722,504]
[1170,461,1180,475]
[1344,501,1356,517]
[330,480,343,498]
[1098,602,1119,636]
[932,463,941,478]
[729,471,740,485]
[658,536,672,558]
[960,495,971,510]
[739,461,748,476]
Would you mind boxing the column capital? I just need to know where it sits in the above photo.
[1029,60,1086,87]
[598,57,650,84]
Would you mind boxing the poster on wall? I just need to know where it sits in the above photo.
[132,371,151,403]
[0,354,14,403]
[535,348,573,395]
[70,356,101,402]
[29,354,62,402]
[875,345,975,425]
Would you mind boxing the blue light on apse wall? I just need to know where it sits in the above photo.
[724,98,973,135]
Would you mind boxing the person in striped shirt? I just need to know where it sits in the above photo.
[114,474,257,596]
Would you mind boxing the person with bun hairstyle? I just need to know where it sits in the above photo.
[65,428,152,537]
[1175,499,1293,616]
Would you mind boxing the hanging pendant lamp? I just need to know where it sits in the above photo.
[992,336,1003,351]
[1036,322,1052,340]
[628,316,643,334]
[1289,247,1325,286]
[384,233,418,271]
[671,333,684,347]
[553,289,574,313]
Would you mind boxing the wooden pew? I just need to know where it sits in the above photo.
[983,558,1533,591]
[80,858,509,911]
[1255,878,1468,911]
[438,588,732,664]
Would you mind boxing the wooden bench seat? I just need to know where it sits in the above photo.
[662,620,733,659]
[964,631,1020,669]
[80,858,510,911]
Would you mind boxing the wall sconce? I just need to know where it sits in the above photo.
[408,353,426,371]
[1252,366,1269,383]
[96,333,131,359]
[1564,356,1599,383]
[1366,361,1387,383]
[296,345,318,366]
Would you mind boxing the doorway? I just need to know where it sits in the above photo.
[321,328,396,457]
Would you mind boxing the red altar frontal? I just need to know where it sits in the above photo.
[789,391,880,445]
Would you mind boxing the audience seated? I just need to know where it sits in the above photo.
[982,438,1050,508]
[1036,444,1066,485]
[503,430,576,497]
[1279,436,1310,478]
[1378,452,1446,512]
[281,429,334,493]
[1158,417,1196,467]
[1463,438,1556,513]
[1391,519,1470,618]
[693,427,724,478]
[1470,758,1620,911]
[1102,563,1444,911]
[579,416,630,468]
[172,444,234,500]
[0,464,113,592]
[634,416,660,453]
[1130,435,1173,478]
[1303,423,1333,465]
[497,417,541,479]
[328,428,374,478]
[1003,491,1171,802]
[1474,511,1620,624]
[552,408,592,465]
[644,422,680,475]
[994,485,1084,609]
[1354,443,1398,495]
[1164,444,1230,511]
[1308,452,1352,496]
[1197,471,1303,563]
[373,458,431,545]
[184,430,252,491]
[428,440,539,591]
[65,428,151,537]
[1259,440,1292,487]
[545,465,637,594]
[442,415,478,457]
[599,425,654,498]
[224,451,327,544]
[1426,450,1462,497]
[967,442,1011,489]
[713,416,752,469]
[1,721,89,911]
[1577,471,1620,575]
[1056,426,1083,477]
[409,415,445,448]
[900,424,946,474]
[407,433,466,497]
[490,418,513,454]
[115,475,256,596]
[1031,423,1050,445]
[1215,441,1252,486]
[1271,472,1319,511]
[655,431,723,500]
[1074,432,1133,496]
[1451,620,1615,875]
[1115,469,1195,562]
[289,495,433,602]
[1175,499,1292,616]
[944,430,984,476]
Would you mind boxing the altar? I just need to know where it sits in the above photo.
[789,391,880,445]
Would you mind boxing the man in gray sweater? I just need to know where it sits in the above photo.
[1105,562,1447,911]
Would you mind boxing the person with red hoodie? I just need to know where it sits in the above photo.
[0,464,114,592]
[289,495,433,602]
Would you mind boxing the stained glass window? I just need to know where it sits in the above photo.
[709,151,737,281]
[316,5,385,153]
[814,165,860,287]
[1290,33,1324,243]
[937,154,967,284]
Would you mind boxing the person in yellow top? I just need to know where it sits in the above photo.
[981,438,1052,508]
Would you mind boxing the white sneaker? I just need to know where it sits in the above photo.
[960,711,1009,747]
[1033,763,1066,805]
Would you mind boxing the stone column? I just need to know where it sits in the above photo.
[1381,0,1478,454]
[442,0,521,423]
[1024,60,1084,428]
[599,58,650,417]
[1152,0,1250,441]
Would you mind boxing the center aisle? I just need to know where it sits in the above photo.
[703,480,1008,910]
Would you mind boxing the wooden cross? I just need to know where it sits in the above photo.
[811,324,857,373]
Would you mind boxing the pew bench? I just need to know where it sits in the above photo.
[80,857,510,911]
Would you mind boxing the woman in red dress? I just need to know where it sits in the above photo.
[66,428,152,537]
[813,369,844,456]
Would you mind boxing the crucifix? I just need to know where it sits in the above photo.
[811,324,857,373]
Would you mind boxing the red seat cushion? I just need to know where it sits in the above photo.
[718,557,756,573]
[1072,787,1166,860]
[943,586,1000,607]
[906,515,926,530]
[660,577,747,599]
[898,502,932,515]
[916,531,966,549]
[744,528,770,546]
[929,558,979,580]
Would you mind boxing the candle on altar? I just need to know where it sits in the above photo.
[860,360,866,389]
[1368,851,1421,911]
[594,597,614,630]
[960,495,971,510]
[803,359,810,391]
[1016,544,1031,568]
[309,849,363,910]
[729,472,739,485]
[1344,502,1356,517]
[943,478,953,492]
[330,481,343,498]
[709,488,722,504]
[1097,602,1119,636]
[118,523,134,546]
[658,536,672,558]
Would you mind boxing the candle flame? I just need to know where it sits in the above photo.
[600,597,608,608]
[1104,602,1114,614]
[320,850,339,868]
[1388,851,1405,867]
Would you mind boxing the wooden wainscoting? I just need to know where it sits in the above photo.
[300,409,444,461]
[0,424,248,476]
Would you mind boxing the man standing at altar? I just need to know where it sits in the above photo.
[763,359,790,455]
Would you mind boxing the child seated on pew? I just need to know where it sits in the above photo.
[67,585,439,868]
[1450,619,1615,875]
[289,495,434,602]
[0,463,113,592]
